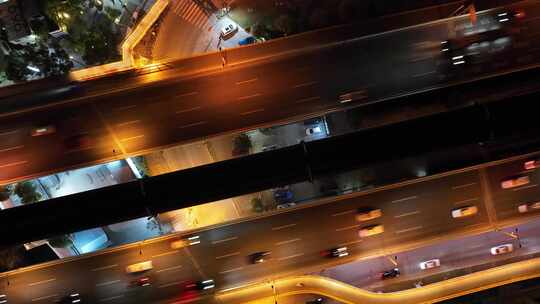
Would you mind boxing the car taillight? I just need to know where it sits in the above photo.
[525,160,536,170]
[514,10,525,18]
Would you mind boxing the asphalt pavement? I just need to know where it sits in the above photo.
[0,2,540,183]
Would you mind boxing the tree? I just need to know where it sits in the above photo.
[14,181,42,204]
[48,234,74,248]
[0,246,25,272]
[274,14,296,36]
[232,133,252,156]
[251,197,264,213]
[0,185,13,201]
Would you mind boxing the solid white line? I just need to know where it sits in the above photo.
[91,264,118,271]
[240,108,265,116]
[293,81,317,88]
[338,239,363,247]
[452,182,477,190]
[394,210,421,218]
[31,294,58,302]
[391,195,418,203]
[158,280,183,288]
[215,252,240,259]
[96,280,121,287]
[331,209,355,217]
[454,197,479,205]
[156,265,183,273]
[271,223,297,231]
[175,106,202,114]
[0,145,24,153]
[278,253,304,261]
[335,225,358,232]
[120,135,144,142]
[178,121,207,129]
[175,91,198,98]
[237,93,262,101]
[512,184,538,191]
[116,120,141,127]
[212,236,238,245]
[275,238,302,246]
[295,96,320,103]
[0,129,19,137]
[151,250,180,258]
[28,278,56,286]
[395,226,423,234]
[236,78,258,85]
[219,267,244,274]
[0,160,27,169]
[99,295,124,302]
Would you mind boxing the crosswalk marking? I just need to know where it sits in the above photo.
[172,0,210,30]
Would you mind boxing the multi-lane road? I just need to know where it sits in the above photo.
[0,1,539,183]
[2,152,540,303]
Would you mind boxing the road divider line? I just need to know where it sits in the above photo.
[212,236,238,245]
[394,210,421,218]
[0,145,24,153]
[235,78,258,85]
[175,106,202,114]
[335,225,358,232]
[275,238,302,246]
[28,278,56,286]
[215,252,241,260]
[391,195,418,203]
[96,280,121,287]
[156,265,183,273]
[152,250,180,258]
[293,81,317,88]
[91,264,118,271]
[271,223,297,231]
[331,210,355,217]
[219,267,244,274]
[240,108,265,116]
[295,96,320,104]
[99,295,124,302]
[278,253,304,261]
[0,160,28,169]
[175,91,198,98]
[120,135,145,142]
[178,121,207,129]
[31,294,58,302]
[454,197,479,205]
[237,93,262,101]
[338,239,363,247]
[115,120,141,127]
[395,225,423,234]
[512,184,538,191]
[452,182,477,190]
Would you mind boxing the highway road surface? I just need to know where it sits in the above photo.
[0,2,539,183]
[2,152,540,303]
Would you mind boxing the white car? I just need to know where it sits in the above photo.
[451,206,478,218]
[501,175,530,189]
[125,261,153,273]
[490,243,513,255]
[170,235,201,249]
[419,259,440,270]
[306,126,322,136]
[356,208,382,222]
[221,22,238,38]
[358,224,384,238]
[518,201,540,213]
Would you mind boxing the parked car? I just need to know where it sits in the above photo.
[238,36,256,46]
[274,187,293,204]
[249,251,271,264]
[306,126,323,136]
[501,175,530,189]
[419,259,440,270]
[277,202,297,209]
[518,201,540,213]
[356,208,383,222]
[125,261,153,273]
[491,243,514,255]
[381,268,400,279]
[31,125,56,136]
[221,22,238,38]
[451,206,478,218]
[358,224,384,238]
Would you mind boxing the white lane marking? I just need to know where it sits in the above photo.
[116,120,141,127]
[91,264,118,271]
[0,129,20,137]
[158,281,183,288]
[512,184,538,191]
[331,209,355,217]
[156,265,183,273]
[338,239,363,247]
[99,295,124,302]
[96,280,121,287]
[335,225,358,232]
[271,223,297,231]
[394,210,421,218]
[64,145,97,154]
[395,225,423,234]
[176,106,202,114]
[391,195,418,203]
[237,93,262,101]
[178,121,207,129]
[212,236,238,245]
[454,197,479,205]
[31,294,58,302]
[275,238,302,246]
[0,145,24,153]
[240,108,265,116]
[412,70,436,78]
[120,135,144,142]
[278,253,304,261]
[236,78,258,85]
[215,252,241,260]
[219,267,244,274]
[28,278,56,286]
[151,250,180,258]
[113,105,136,111]
[452,182,477,190]
[295,96,320,104]
[0,160,28,169]
[175,91,198,98]
[293,81,318,88]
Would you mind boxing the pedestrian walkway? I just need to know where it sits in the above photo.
[171,0,212,31]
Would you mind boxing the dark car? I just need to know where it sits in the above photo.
[238,36,256,46]
[185,279,215,291]
[381,268,400,279]
[57,293,81,303]
[64,134,93,150]
[321,247,348,258]
[131,276,151,287]
[249,251,271,264]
